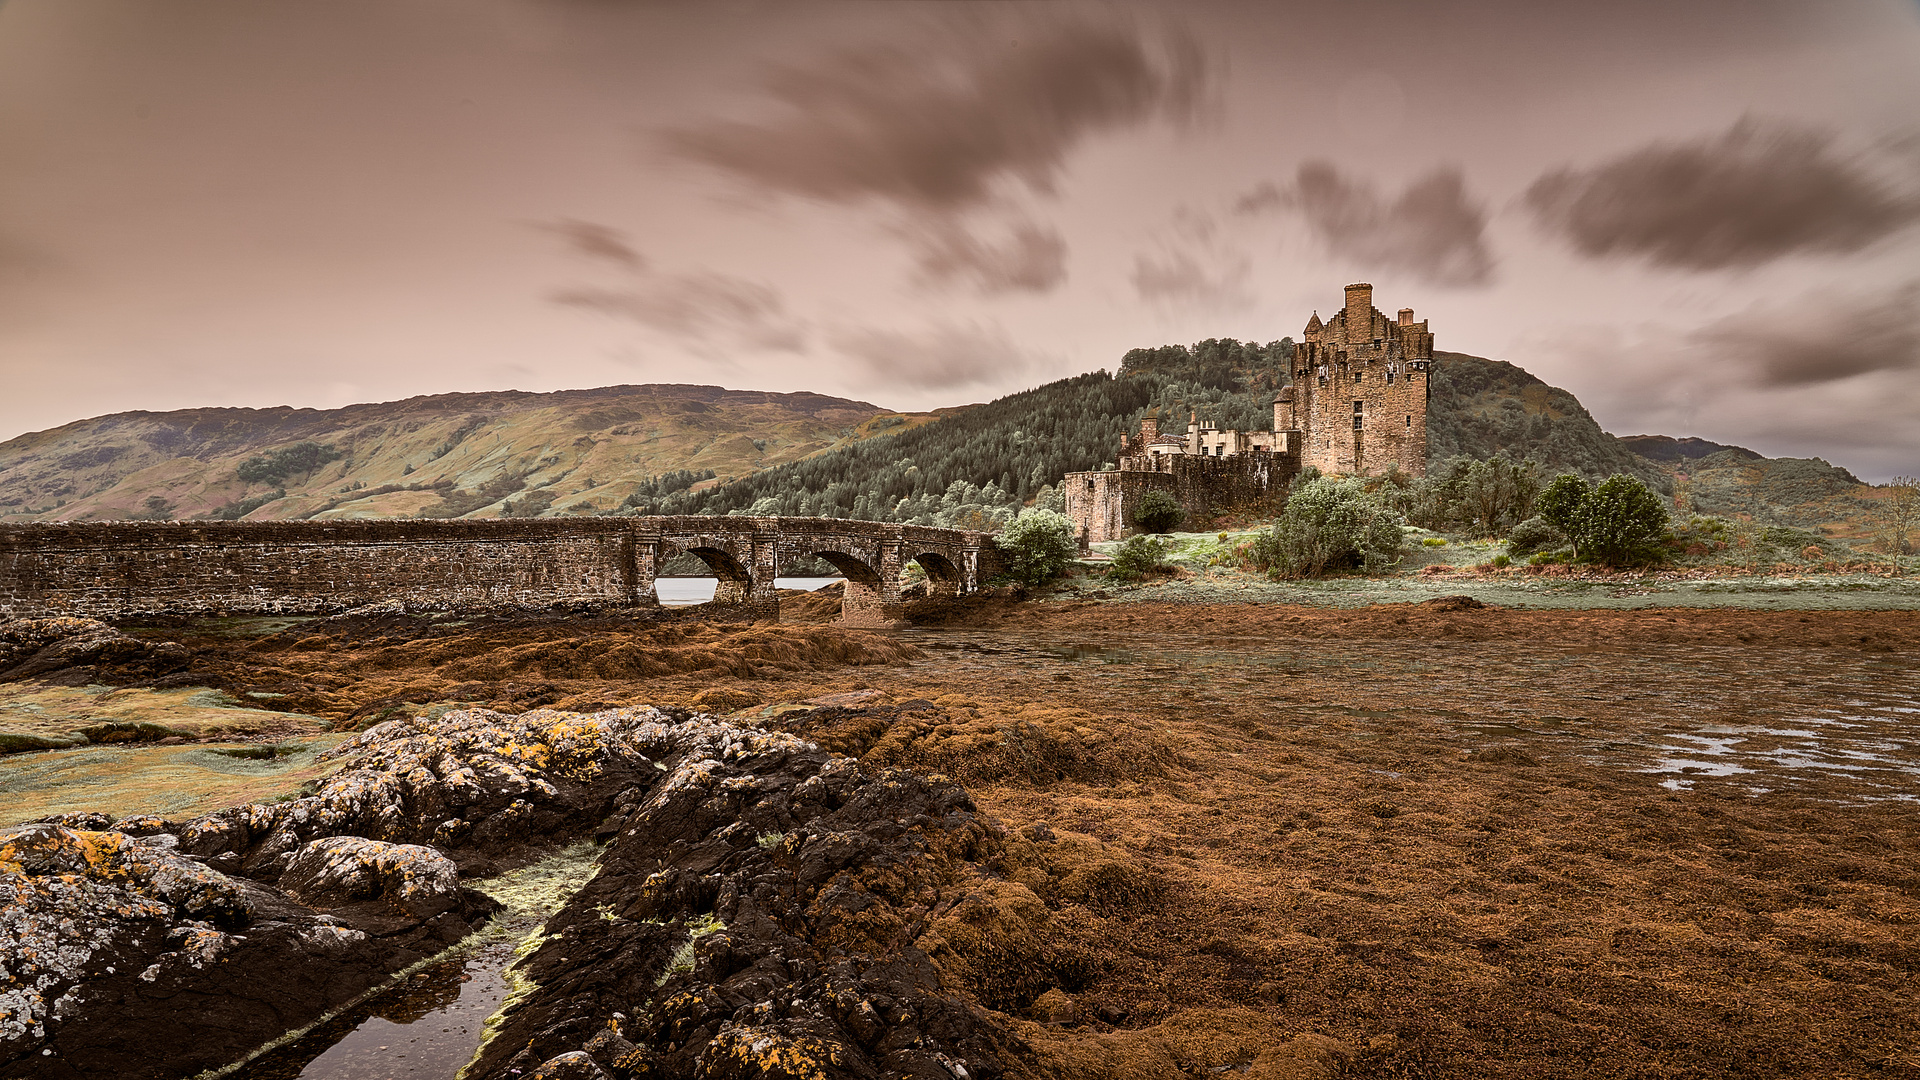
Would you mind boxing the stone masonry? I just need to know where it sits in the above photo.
[0,517,997,628]
[1065,283,1432,544]
[1287,283,1433,477]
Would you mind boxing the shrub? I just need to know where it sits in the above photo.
[1491,553,1511,568]
[1107,536,1169,581]
[1132,490,1183,534]
[993,509,1078,585]
[1536,474,1591,547]
[1505,515,1563,557]
[1577,474,1670,566]
[1246,476,1403,578]
[1421,536,1447,548]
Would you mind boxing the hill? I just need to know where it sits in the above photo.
[1427,352,1670,491]
[0,385,923,523]
[1617,434,1762,464]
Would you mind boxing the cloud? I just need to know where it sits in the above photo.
[1236,163,1494,286]
[830,321,1045,391]
[1688,280,1920,387]
[659,20,1206,212]
[900,217,1067,295]
[551,271,805,352]
[1524,118,1920,270]
[1129,247,1251,308]
[538,219,644,269]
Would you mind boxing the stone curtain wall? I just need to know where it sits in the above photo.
[1065,447,1300,545]
[0,518,993,625]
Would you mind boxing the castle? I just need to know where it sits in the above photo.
[1064,283,1433,544]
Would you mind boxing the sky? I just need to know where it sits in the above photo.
[1,1,1918,481]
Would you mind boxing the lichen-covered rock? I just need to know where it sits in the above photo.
[279,837,460,919]
[176,706,684,877]
[463,710,1015,1080]
[0,617,188,682]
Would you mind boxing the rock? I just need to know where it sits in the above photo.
[463,712,1014,1080]
[1033,988,1079,1026]
[526,1051,612,1080]
[279,837,461,919]
[0,617,189,681]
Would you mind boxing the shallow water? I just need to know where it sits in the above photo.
[223,844,599,1080]
[904,628,1920,803]
[655,576,841,605]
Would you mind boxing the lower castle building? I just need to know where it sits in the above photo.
[1065,283,1432,545]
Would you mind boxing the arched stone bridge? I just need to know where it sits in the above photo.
[0,516,1000,626]
[632,516,996,624]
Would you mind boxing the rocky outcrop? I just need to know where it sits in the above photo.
[0,617,188,683]
[3,703,1038,1080]
[463,722,1013,1080]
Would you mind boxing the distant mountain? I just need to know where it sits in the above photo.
[0,385,922,523]
[1617,434,1762,463]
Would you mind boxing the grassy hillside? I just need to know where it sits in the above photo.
[0,385,922,523]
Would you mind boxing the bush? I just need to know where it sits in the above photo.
[1535,473,1669,566]
[1246,476,1403,578]
[1578,474,1670,566]
[1491,553,1511,568]
[993,509,1078,585]
[1505,515,1563,557]
[1131,490,1183,534]
[1421,536,1447,548]
[1107,536,1169,581]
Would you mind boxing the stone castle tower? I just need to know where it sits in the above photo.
[1275,283,1433,477]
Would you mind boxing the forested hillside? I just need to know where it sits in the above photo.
[1427,352,1670,491]
[636,371,1157,527]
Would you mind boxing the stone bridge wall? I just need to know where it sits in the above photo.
[0,517,998,626]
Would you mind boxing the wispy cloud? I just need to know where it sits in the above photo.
[551,273,805,353]
[1525,118,1920,270]
[1689,280,1920,387]
[830,320,1047,391]
[1235,162,1495,286]
[900,216,1068,295]
[538,219,644,269]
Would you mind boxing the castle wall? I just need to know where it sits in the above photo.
[1065,448,1300,545]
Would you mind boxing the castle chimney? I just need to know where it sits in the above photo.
[1344,283,1373,344]
[1141,415,1158,443]
[1398,308,1414,326]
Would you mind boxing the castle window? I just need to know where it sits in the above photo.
[1353,371,1363,383]
[1352,401,1364,430]
[1406,416,1412,429]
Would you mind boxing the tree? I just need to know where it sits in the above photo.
[1878,476,1919,556]
[1132,490,1183,534]
[992,509,1078,585]
[1575,474,1668,566]
[1458,456,1542,538]
[1536,474,1592,555]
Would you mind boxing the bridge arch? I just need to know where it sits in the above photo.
[909,551,963,597]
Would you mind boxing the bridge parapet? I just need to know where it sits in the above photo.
[0,516,997,626]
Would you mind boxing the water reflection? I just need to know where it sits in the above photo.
[655,576,842,606]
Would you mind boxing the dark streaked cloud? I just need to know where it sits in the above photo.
[1690,280,1920,387]
[1129,247,1251,308]
[539,219,644,269]
[660,20,1207,212]
[901,217,1067,295]
[830,321,1043,391]
[1237,163,1495,286]
[551,272,805,352]
[1525,118,1920,270]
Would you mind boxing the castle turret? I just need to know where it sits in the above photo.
[1343,283,1373,345]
